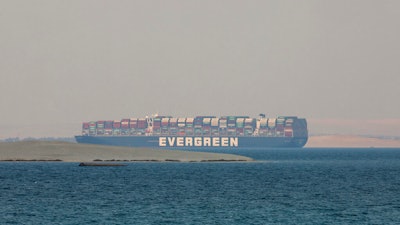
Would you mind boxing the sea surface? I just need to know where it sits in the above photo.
[1,148,400,224]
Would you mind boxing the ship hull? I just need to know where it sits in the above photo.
[75,135,307,149]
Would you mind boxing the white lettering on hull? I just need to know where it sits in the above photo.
[185,137,193,146]
[158,137,239,147]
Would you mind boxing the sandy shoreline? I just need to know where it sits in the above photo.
[0,141,253,162]
[306,135,400,148]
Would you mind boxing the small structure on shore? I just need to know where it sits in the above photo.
[78,162,127,167]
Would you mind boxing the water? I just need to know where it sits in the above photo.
[1,148,400,224]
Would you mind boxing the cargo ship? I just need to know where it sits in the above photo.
[75,114,308,149]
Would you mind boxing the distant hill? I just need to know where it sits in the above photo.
[1,137,75,143]
[307,135,400,148]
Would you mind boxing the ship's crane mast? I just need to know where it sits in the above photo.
[145,114,158,136]
[253,113,265,136]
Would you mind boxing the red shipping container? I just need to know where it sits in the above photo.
[129,119,138,128]
[113,121,121,128]
[82,122,90,129]
[284,128,293,137]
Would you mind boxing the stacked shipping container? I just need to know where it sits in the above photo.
[82,115,301,138]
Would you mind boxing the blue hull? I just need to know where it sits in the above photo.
[75,135,307,149]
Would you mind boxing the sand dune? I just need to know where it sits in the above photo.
[0,141,253,162]
[306,135,400,148]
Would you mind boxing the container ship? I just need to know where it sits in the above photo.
[75,114,308,149]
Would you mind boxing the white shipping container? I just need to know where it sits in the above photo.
[277,118,285,124]
[268,118,276,128]
[260,118,268,127]
[211,118,219,127]
[203,118,211,124]
[245,118,253,124]
[178,118,186,127]
[169,118,178,123]
[236,118,245,124]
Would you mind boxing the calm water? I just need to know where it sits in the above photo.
[1,148,400,224]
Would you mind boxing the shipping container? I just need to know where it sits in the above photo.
[219,118,227,128]
[89,121,96,128]
[276,124,284,132]
[284,128,293,137]
[267,128,275,137]
[121,129,130,135]
[121,119,130,129]
[202,126,211,136]
[244,128,253,136]
[82,128,89,136]
[178,118,186,127]
[194,127,202,136]
[105,129,113,135]
[153,118,161,128]
[277,116,285,122]
[96,129,105,135]
[244,118,255,128]
[105,121,114,129]
[113,129,121,135]
[259,118,268,128]
[211,118,219,127]
[161,118,170,127]
[227,128,236,136]
[88,121,96,135]
[203,118,212,126]
[285,118,294,127]
[185,127,194,136]
[113,120,121,129]
[235,128,243,136]
[137,118,147,129]
[259,128,268,136]
[211,127,219,136]
[129,118,138,128]
[96,121,105,128]
[195,116,215,127]
[194,117,203,127]
[268,118,276,128]
[170,127,178,135]
[153,128,161,135]
[236,118,245,128]
[161,127,169,135]
[186,118,194,127]
[219,127,227,136]
[169,118,178,127]
[178,127,185,136]
[227,116,237,127]
[82,122,90,129]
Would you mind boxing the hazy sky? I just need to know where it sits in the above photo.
[1,1,400,138]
